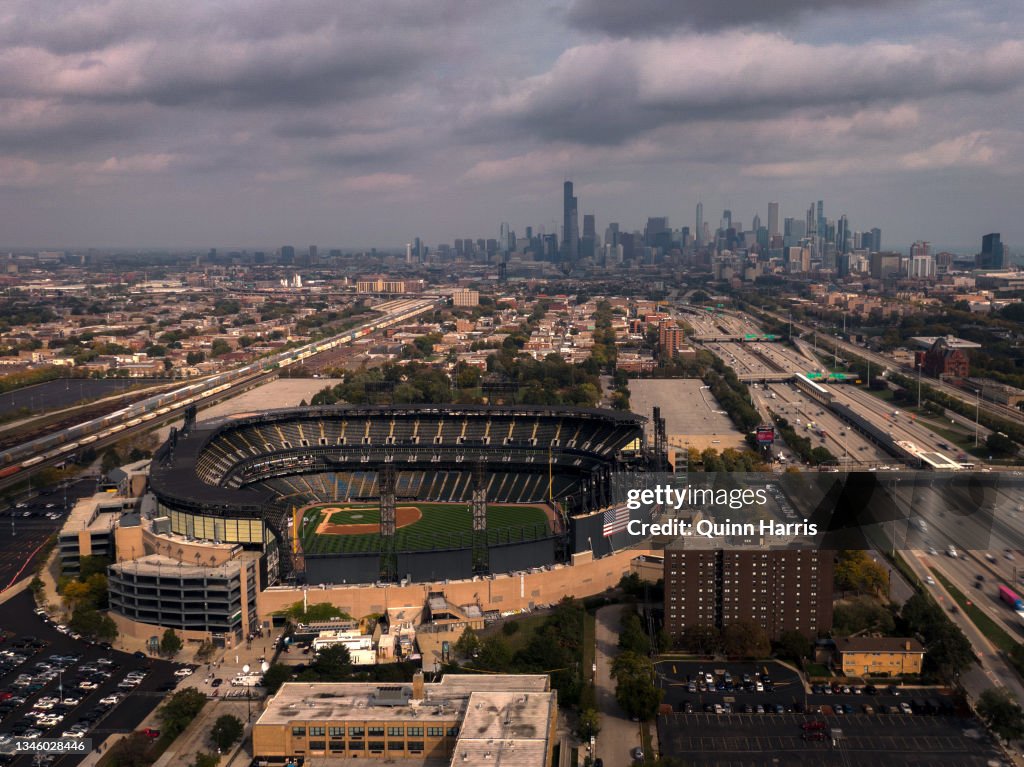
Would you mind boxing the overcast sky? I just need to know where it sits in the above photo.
[1,0,1022,252]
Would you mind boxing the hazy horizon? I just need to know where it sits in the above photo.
[1,0,1022,250]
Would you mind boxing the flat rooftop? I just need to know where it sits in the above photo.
[452,691,554,766]
[909,335,981,349]
[62,493,135,536]
[256,676,550,727]
[110,552,255,579]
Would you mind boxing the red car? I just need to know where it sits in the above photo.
[140,728,160,739]
[801,720,828,732]
[803,731,828,741]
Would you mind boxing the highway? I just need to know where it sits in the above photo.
[758,381,890,467]
[833,385,968,460]
[754,306,1024,429]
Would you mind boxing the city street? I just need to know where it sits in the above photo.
[594,604,642,767]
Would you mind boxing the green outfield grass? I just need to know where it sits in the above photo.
[300,502,551,554]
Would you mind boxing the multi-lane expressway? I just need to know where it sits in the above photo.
[754,306,1024,428]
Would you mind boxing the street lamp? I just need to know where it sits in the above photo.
[243,663,251,721]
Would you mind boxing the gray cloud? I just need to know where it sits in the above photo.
[463,33,1024,145]
[565,0,914,35]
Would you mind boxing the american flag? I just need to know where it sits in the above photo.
[602,506,630,537]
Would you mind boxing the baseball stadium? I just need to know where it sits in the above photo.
[147,404,648,587]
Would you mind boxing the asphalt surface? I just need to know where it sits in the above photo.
[0,479,100,591]
[657,710,1001,766]
[0,590,184,767]
[657,660,956,720]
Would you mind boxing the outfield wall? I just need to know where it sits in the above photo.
[258,547,649,621]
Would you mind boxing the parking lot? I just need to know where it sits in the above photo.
[0,590,184,767]
[0,479,100,590]
[658,711,1001,766]
[656,660,955,717]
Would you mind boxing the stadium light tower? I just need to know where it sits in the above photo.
[471,459,489,574]
[379,462,397,582]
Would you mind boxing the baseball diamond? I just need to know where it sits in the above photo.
[299,501,554,554]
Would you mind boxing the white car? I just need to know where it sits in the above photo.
[62,730,87,739]
[174,668,193,678]
[99,695,122,706]
[925,576,935,585]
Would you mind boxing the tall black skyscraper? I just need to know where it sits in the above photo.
[978,233,1005,270]
[562,181,579,261]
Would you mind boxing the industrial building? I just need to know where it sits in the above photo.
[251,674,556,764]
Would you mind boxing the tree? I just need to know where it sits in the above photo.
[773,630,812,663]
[186,351,205,365]
[261,663,292,694]
[721,619,770,658]
[834,550,888,596]
[576,707,601,741]
[61,580,94,611]
[101,448,121,474]
[977,688,1024,743]
[675,625,721,655]
[986,431,1018,457]
[157,688,207,738]
[618,611,651,656]
[192,754,220,767]
[69,607,117,641]
[309,644,352,680]
[283,600,350,623]
[611,651,662,720]
[454,626,481,659]
[107,732,153,767]
[160,628,183,658]
[210,714,244,751]
[924,622,974,678]
[833,596,896,636]
[211,339,231,357]
[475,636,513,671]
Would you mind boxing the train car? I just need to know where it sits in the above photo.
[22,456,44,468]
[0,465,21,479]
[80,435,98,445]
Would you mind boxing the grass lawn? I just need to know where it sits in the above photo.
[804,662,831,678]
[479,613,549,654]
[300,502,550,554]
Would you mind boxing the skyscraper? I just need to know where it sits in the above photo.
[836,215,849,255]
[978,233,1005,270]
[280,245,295,265]
[581,214,596,259]
[561,181,579,261]
[767,202,779,237]
[605,222,620,248]
[695,202,703,245]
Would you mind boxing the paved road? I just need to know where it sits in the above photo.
[594,604,642,767]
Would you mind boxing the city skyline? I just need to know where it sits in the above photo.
[0,0,1022,249]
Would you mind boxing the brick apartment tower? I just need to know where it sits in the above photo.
[664,547,833,640]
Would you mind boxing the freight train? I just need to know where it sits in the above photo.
[0,298,437,479]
